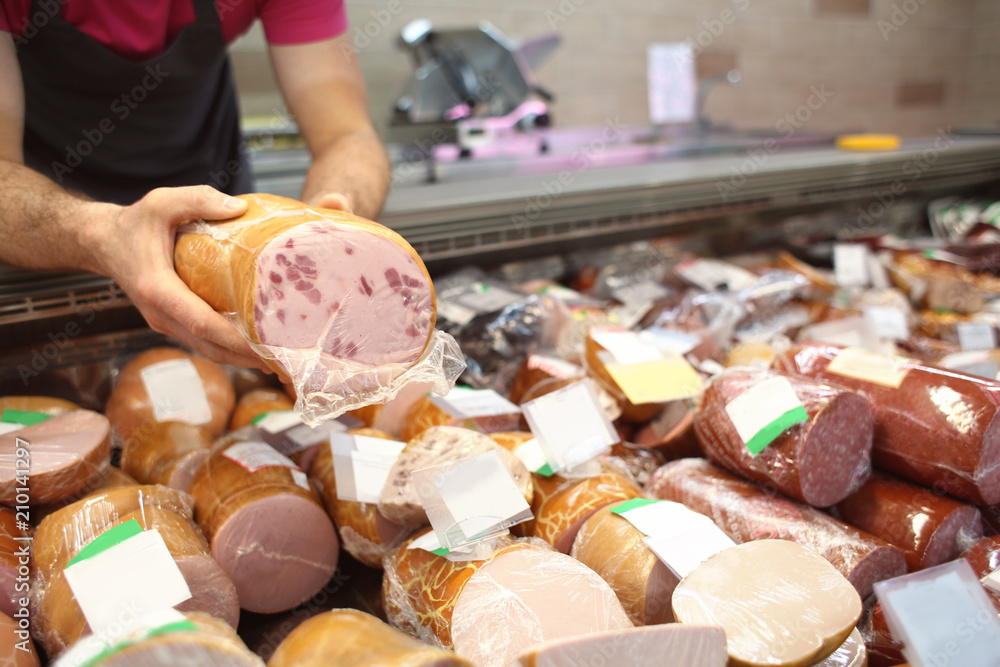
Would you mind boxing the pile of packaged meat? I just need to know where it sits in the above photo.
[3,206,1000,666]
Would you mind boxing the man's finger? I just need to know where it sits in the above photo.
[144,185,248,228]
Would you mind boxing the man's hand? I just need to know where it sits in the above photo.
[84,185,272,371]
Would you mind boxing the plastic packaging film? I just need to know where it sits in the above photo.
[382,531,632,667]
[0,409,112,507]
[53,611,262,667]
[831,470,984,571]
[646,459,907,600]
[29,485,239,658]
[187,445,339,614]
[672,540,862,667]
[309,428,416,569]
[173,193,465,425]
[0,507,31,618]
[120,421,214,492]
[694,366,875,507]
[104,347,236,442]
[266,609,472,667]
[773,342,1000,505]
[378,426,532,526]
[960,534,1000,612]
[229,388,295,431]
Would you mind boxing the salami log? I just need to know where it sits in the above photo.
[267,609,472,667]
[832,471,983,571]
[0,509,28,619]
[0,611,40,667]
[646,459,906,599]
[380,426,532,526]
[120,421,213,491]
[530,470,642,553]
[774,342,1000,505]
[174,193,437,380]
[0,409,111,505]
[229,388,295,431]
[694,367,874,507]
[310,430,414,569]
[105,347,236,441]
[570,500,676,625]
[960,535,1000,612]
[189,444,339,613]
[511,625,728,667]
[382,532,632,667]
[672,540,862,667]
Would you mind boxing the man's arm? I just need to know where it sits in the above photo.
[269,33,390,220]
[0,33,268,371]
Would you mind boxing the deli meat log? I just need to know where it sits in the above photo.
[774,342,1000,505]
[647,458,906,599]
[174,193,436,381]
[120,421,213,491]
[694,368,874,507]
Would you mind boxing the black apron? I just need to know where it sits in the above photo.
[17,0,253,205]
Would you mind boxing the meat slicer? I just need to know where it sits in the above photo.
[389,20,560,158]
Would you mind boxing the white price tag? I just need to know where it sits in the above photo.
[430,388,520,419]
[827,347,909,388]
[939,352,999,381]
[0,423,22,436]
[863,307,910,340]
[331,433,406,504]
[614,499,716,539]
[64,529,192,639]
[291,469,311,491]
[416,450,532,550]
[222,442,298,473]
[521,380,618,472]
[286,422,341,449]
[139,358,212,425]
[799,316,878,350]
[526,355,583,380]
[645,525,737,579]
[612,280,670,305]
[675,259,758,292]
[724,376,808,455]
[958,322,997,351]
[639,328,700,356]
[437,300,478,326]
[876,561,1000,667]
[511,438,548,474]
[590,328,663,365]
[834,244,870,287]
[256,410,302,434]
[981,566,1000,596]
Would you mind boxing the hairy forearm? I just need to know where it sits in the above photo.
[0,159,118,274]
[300,127,391,221]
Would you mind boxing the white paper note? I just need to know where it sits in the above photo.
[139,359,212,425]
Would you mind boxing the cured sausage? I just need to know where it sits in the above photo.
[694,367,874,507]
[511,625,728,667]
[229,388,295,431]
[174,193,436,380]
[646,459,906,599]
[774,343,1000,505]
[0,509,28,618]
[960,535,1000,612]
[832,471,983,571]
[120,421,213,491]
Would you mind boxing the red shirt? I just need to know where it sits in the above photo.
[0,0,347,61]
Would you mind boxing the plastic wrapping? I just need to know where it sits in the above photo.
[672,540,862,667]
[510,624,728,667]
[694,367,875,507]
[55,611,263,667]
[30,485,239,658]
[0,409,112,506]
[570,500,677,626]
[0,508,30,618]
[382,531,632,667]
[813,629,867,667]
[632,401,702,461]
[104,347,236,442]
[0,610,41,666]
[188,446,339,614]
[398,393,522,443]
[120,422,213,492]
[857,596,905,667]
[832,471,984,571]
[310,429,416,569]
[646,459,907,600]
[774,342,1000,505]
[960,535,1000,612]
[378,426,532,526]
[174,193,464,424]
[267,609,472,667]
[229,388,294,431]
[31,466,139,526]
[601,443,665,488]
[528,469,642,553]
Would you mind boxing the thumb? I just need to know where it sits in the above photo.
[314,192,353,214]
[147,185,248,229]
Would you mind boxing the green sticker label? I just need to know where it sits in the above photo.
[0,409,51,427]
[744,406,810,455]
[67,519,143,568]
[251,411,271,425]
[923,248,937,260]
[77,619,198,667]
[611,498,660,515]
[535,463,555,477]
[430,547,451,556]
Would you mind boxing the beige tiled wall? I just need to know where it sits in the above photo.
[231,0,1000,140]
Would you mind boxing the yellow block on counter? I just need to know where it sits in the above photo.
[836,134,901,151]
[606,355,704,405]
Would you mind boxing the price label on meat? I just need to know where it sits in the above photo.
[521,380,618,473]
[54,608,198,667]
[874,560,1000,667]
[222,442,299,473]
[724,376,809,455]
[833,244,870,287]
[139,358,212,425]
[827,347,909,388]
[330,432,406,504]
[0,409,50,435]
[414,450,532,550]
[958,322,998,351]
[430,388,520,419]
[63,520,192,639]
